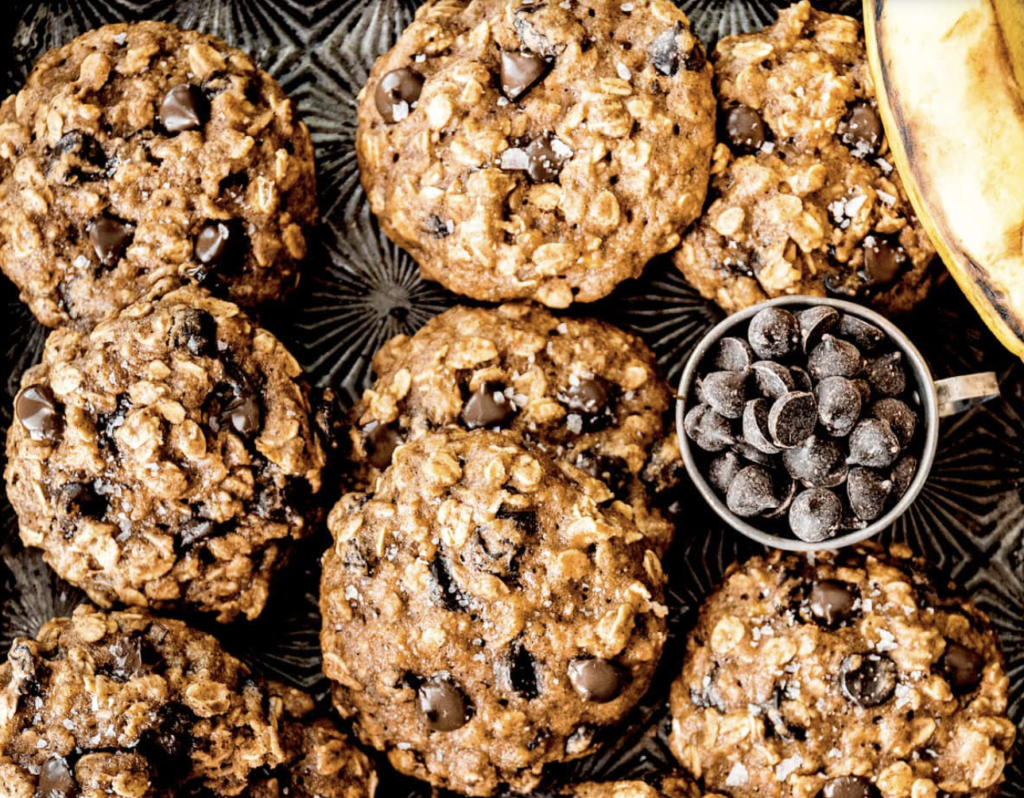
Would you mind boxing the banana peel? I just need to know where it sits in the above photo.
[865,0,1024,360]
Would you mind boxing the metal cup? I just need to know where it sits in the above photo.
[675,296,1001,551]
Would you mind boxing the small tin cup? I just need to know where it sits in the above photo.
[675,296,1000,551]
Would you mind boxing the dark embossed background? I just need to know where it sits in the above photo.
[0,1,1021,796]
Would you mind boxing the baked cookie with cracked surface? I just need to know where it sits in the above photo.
[348,303,681,554]
[4,286,325,623]
[321,428,668,796]
[673,1,937,315]
[0,606,376,798]
[356,0,716,308]
[0,20,317,330]
[668,543,1015,798]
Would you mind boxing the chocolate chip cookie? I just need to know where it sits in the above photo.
[668,543,1015,798]
[348,303,681,554]
[356,0,716,308]
[0,21,317,330]
[0,606,376,798]
[567,775,714,798]
[673,1,937,315]
[4,286,325,622]
[321,428,668,796]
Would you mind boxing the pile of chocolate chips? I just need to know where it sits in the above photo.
[684,305,922,542]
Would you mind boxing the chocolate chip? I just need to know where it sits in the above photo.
[195,220,243,267]
[751,360,795,399]
[847,466,893,521]
[575,452,631,496]
[701,370,748,419]
[429,556,474,612]
[160,84,209,133]
[37,755,76,798]
[815,376,863,437]
[683,404,734,452]
[463,382,515,429]
[837,314,886,351]
[841,101,883,156]
[848,418,901,468]
[177,518,216,549]
[568,657,628,702]
[809,579,859,626]
[15,384,63,442]
[525,134,572,183]
[709,336,755,371]
[723,104,766,153]
[742,398,781,455]
[51,130,107,183]
[797,305,840,353]
[871,398,917,447]
[57,482,107,520]
[863,237,905,286]
[138,704,194,783]
[789,488,842,542]
[841,653,897,707]
[768,391,816,448]
[941,641,984,693]
[559,377,615,431]
[863,351,907,397]
[108,635,144,682]
[364,422,401,469]
[748,307,799,359]
[221,391,261,437]
[821,775,878,798]
[782,435,845,488]
[790,366,813,392]
[726,465,779,517]
[649,23,682,76]
[168,308,217,356]
[808,335,863,380]
[733,440,774,466]
[507,641,540,698]
[708,452,745,494]
[374,67,425,123]
[764,473,797,520]
[890,455,917,500]
[684,42,707,72]
[88,214,133,267]
[852,378,873,406]
[418,677,472,731]
[500,50,549,100]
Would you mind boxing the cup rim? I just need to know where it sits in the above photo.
[675,295,940,552]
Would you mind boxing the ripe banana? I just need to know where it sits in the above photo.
[864,0,1024,359]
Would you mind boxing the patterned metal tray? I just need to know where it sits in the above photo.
[0,1,1021,795]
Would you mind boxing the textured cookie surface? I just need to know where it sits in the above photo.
[0,20,317,329]
[4,286,324,622]
[356,0,716,308]
[673,1,936,315]
[0,606,376,798]
[668,543,1015,798]
[321,428,668,796]
[567,775,717,798]
[348,303,681,554]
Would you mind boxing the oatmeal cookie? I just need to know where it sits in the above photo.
[0,606,376,798]
[356,0,716,308]
[321,428,668,796]
[567,775,718,798]
[673,1,937,315]
[4,286,325,622]
[348,303,681,554]
[0,21,317,330]
[668,543,1015,798]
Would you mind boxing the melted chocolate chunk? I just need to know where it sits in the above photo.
[374,68,424,123]
[575,452,631,496]
[37,755,77,798]
[525,134,572,183]
[507,641,540,699]
[462,382,515,429]
[107,635,144,682]
[51,130,107,183]
[418,677,472,731]
[723,104,766,153]
[221,390,261,437]
[88,214,133,267]
[500,49,550,100]
[841,653,897,707]
[841,101,883,156]
[169,308,218,357]
[56,482,107,520]
[161,84,210,134]
[429,557,474,612]
[568,657,628,702]
[559,377,616,431]
[195,220,244,267]
[138,704,195,784]
[941,641,984,693]
[822,776,878,798]
[808,579,858,626]
[15,384,63,441]
[649,23,683,76]
[862,237,906,286]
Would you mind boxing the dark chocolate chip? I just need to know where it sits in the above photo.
[797,306,839,353]
[890,455,917,500]
[837,314,886,351]
[751,360,795,399]
[790,366,813,392]
[732,440,774,466]
[508,641,540,698]
[221,391,261,437]
[374,68,424,123]
[841,101,883,156]
[742,398,781,455]
[51,130,107,183]
[764,472,797,520]
[648,23,682,76]
[852,378,873,406]
[809,579,859,627]
[683,404,735,452]
[941,641,984,693]
[768,391,817,448]
[15,384,63,442]
[177,518,216,549]
[848,418,901,468]
[160,84,209,133]
[815,376,863,437]
[57,482,107,520]
[808,335,863,380]
[840,653,897,707]
[418,677,472,731]
[88,214,133,267]
[862,351,907,397]
[821,775,878,798]
[568,657,628,702]
[463,382,515,429]
[847,466,893,521]
[708,452,745,495]
[168,308,217,356]
[37,755,76,798]
[862,237,905,286]
[747,307,799,358]
[701,370,748,419]
[709,336,755,371]
[871,398,917,447]
[195,220,243,266]
[726,465,779,517]
[782,435,844,487]
[525,134,572,183]
[575,452,631,496]
[723,104,766,153]
[138,704,194,784]
[429,556,474,613]
[364,423,402,469]
[108,635,144,682]
[500,50,549,100]
[559,377,615,431]
[789,488,842,542]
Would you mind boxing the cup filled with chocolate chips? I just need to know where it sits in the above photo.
[677,297,1000,550]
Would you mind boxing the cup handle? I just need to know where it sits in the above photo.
[933,372,1001,417]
